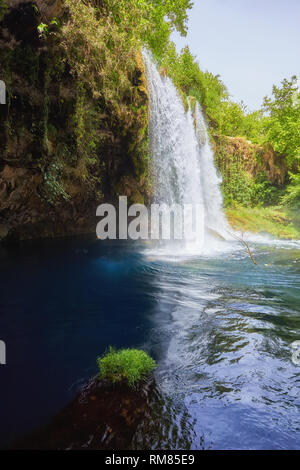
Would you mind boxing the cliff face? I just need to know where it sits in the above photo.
[213,135,287,187]
[0,0,149,241]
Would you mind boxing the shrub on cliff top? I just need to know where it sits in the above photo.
[97,347,156,387]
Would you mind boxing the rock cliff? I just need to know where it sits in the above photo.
[0,0,149,241]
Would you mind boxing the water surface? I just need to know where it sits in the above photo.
[0,237,299,449]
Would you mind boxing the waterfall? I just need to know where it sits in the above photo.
[194,102,230,240]
[143,50,230,254]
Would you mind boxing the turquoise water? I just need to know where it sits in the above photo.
[0,237,299,449]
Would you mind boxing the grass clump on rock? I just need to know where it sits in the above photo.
[97,347,156,387]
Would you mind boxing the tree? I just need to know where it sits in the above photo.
[101,0,193,57]
[263,76,300,165]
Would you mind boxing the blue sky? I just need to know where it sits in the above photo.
[172,0,300,111]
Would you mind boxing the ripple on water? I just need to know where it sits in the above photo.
[143,246,300,449]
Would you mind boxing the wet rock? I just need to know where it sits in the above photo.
[11,377,157,450]
[0,2,150,242]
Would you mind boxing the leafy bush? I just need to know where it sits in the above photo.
[219,156,282,208]
[263,76,300,165]
[42,162,70,204]
[281,173,300,208]
[250,173,282,207]
[221,165,253,207]
[97,347,156,387]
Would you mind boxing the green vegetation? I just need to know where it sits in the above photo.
[97,0,192,58]
[263,76,300,164]
[159,44,229,128]
[226,206,300,240]
[97,347,157,387]
[214,136,285,209]
[221,169,282,208]
[48,0,194,203]
[212,75,299,234]
[282,173,300,208]
[152,35,300,222]
[0,0,7,22]
[157,41,299,162]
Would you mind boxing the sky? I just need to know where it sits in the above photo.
[172,0,300,111]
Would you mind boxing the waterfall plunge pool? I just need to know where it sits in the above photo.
[0,236,299,449]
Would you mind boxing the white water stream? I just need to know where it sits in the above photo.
[143,51,231,255]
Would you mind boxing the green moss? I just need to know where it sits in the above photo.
[178,89,189,111]
[13,46,40,84]
[188,95,197,113]
[97,347,157,387]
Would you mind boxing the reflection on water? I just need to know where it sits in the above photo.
[142,245,300,450]
[0,238,299,449]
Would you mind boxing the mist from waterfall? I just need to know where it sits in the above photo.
[143,50,230,255]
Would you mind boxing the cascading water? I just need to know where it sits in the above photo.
[143,50,230,254]
[194,102,230,240]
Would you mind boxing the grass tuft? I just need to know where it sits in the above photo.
[97,347,156,387]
